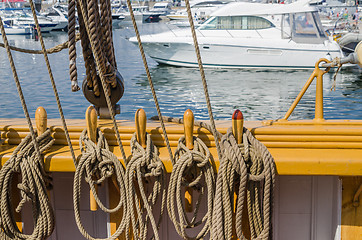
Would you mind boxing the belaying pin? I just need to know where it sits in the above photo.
[35,107,52,200]
[86,106,98,211]
[232,109,244,144]
[135,109,147,149]
[184,109,194,212]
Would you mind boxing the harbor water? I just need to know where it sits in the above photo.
[1,22,362,121]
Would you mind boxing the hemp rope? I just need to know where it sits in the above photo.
[125,133,166,240]
[184,0,222,160]
[0,14,56,239]
[0,33,81,55]
[68,0,79,91]
[167,136,216,239]
[125,0,174,164]
[69,0,118,97]
[74,129,128,240]
[211,128,275,240]
[0,130,55,240]
[76,0,127,164]
[28,0,78,167]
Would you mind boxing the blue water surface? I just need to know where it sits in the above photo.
[1,23,362,121]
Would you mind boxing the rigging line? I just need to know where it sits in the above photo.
[184,0,222,160]
[27,0,77,166]
[0,16,43,167]
[0,33,81,54]
[76,0,128,163]
[125,0,174,164]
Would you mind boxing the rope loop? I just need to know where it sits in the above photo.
[167,135,216,239]
[74,129,128,240]
[0,129,55,240]
[212,127,275,240]
[126,132,167,240]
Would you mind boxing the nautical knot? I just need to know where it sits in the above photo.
[0,129,55,240]
[74,128,128,240]
[125,133,166,240]
[167,136,216,240]
[211,127,275,240]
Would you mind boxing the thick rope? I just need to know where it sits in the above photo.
[167,136,216,239]
[0,33,81,54]
[76,0,127,164]
[125,0,174,164]
[211,128,275,240]
[0,14,57,239]
[74,129,128,240]
[68,0,79,91]
[184,0,222,160]
[125,133,166,240]
[0,130,55,240]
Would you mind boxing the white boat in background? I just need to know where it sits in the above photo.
[150,2,173,16]
[131,1,344,69]
[41,6,68,31]
[166,0,234,21]
[0,23,32,35]
[1,8,58,33]
[113,5,161,24]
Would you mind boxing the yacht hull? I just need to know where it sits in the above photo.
[138,37,342,69]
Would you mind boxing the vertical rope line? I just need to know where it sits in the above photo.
[28,0,77,166]
[125,0,174,164]
[0,16,43,164]
[76,0,128,163]
[184,0,222,160]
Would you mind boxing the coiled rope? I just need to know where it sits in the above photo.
[212,128,275,240]
[125,133,166,240]
[167,136,216,239]
[0,130,55,240]
[0,12,59,239]
[74,129,128,240]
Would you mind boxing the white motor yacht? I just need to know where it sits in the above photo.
[41,6,68,31]
[131,1,344,69]
[0,23,32,35]
[3,8,58,33]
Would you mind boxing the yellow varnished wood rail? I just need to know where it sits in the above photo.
[1,118,362,175]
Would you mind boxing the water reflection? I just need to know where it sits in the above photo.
[1,24,362,121]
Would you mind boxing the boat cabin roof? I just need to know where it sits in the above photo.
[211,0,317,17]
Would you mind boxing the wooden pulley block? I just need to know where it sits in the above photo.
[82,71,124,108]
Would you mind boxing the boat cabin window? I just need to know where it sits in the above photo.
[284,11,327,43]
[199,16,274,30]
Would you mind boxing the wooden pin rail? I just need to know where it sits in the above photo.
[1,118,362,175]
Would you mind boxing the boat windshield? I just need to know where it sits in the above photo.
[199,16,274,30]
[284,11,327,43]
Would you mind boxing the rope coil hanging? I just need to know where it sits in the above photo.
[68,0,118,95]
[0,130,55,240]
[74,128,129,240]
[125,132,167,240]
[167,111,216,240]
[212,127,275,240]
